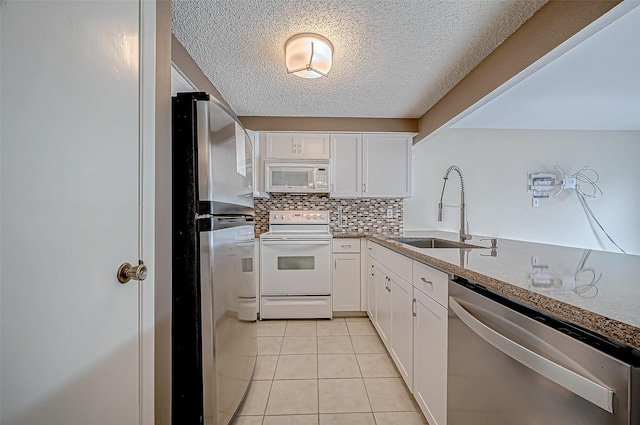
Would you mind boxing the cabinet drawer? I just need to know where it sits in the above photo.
[333,238,361,253]
[412,261,448,308]
[366,240,377,258]
[376,244,412,283]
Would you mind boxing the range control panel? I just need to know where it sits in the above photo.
[269,210,329,225]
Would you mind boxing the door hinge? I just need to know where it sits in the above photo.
[412,298,417,316]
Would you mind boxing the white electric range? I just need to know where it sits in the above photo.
[259,210,332,319]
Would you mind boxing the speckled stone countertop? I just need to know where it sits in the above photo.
[333,230,640,350]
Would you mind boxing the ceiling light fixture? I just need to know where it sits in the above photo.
[285,33,333,79]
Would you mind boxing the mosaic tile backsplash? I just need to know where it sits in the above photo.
[254,194,403,236]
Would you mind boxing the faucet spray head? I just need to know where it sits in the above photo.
[437,203,443,221]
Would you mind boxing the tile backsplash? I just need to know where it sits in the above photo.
[254,194,403,235]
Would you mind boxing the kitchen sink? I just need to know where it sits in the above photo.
[392,237,487,249]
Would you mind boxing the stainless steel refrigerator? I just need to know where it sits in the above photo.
[172,92,257,425]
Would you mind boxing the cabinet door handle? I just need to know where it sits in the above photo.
[371,265,374,276]
[293,143,297,154]
[342,244,351,248]
[420,277,433,285]
[334,259,337,269]
[298,144,302,154]
[363,183,367,192]
[412,298,417,316]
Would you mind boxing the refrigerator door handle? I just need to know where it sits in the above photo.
[449,296,615,413]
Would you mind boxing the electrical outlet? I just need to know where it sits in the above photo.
[386,207,393,218]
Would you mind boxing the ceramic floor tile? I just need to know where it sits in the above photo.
[280,336,317,354]
[257,337,283,355]
[258,320,287,337]
[364,378,417,412]
[319,413,375,425]
[274,355,318,380]
[346,321,377,336]
[265,379,318,415]
[356,354,400,377]
[344,316,371,322]
[318,378,371,413]
[285,321,317,337]
[374,411,428,424]
[233,416,263,425]
[253,356,278,380]
[350,335,386,354]
[262,414,318,425]
[238,380,272,416]
[316,320,349,336]
[317,336,354,354]
[318,354,361,378]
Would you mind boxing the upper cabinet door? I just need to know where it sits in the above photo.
[362,134,412,198]
[298,134,330,159]
[330,134,362,198]
[265,133,298,159]
[265,133,330,159]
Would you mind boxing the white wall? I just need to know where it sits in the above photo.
[404,129,640,255]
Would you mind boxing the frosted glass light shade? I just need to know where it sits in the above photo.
[285,33,333,79]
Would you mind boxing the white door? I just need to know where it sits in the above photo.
[298,134,330,159]
[389,274,414,392]
[413,289,448,425]
[374,266,391,345]
[330,134,362,197]
[332,253,361,311]
[0,2,155,425]
[362,134,412,198]
[260,239,332,295]
[366,257,376,320]
[265,133,298,159]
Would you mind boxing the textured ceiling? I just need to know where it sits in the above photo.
[172,0,547,118]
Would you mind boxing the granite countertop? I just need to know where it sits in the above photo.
[335,230,640,350]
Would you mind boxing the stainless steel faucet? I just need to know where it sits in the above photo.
[437,165,472,243]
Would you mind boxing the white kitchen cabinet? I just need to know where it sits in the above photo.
[389,273,415,392]
[330,134,362,197]
[332,238,361,312]
[374,262,392,345]
[299,134,331,159]
[365,241,450,424]
[366,255,376,319]
[413,286,448,425]
[362,134,412,198]
[265,132,330,160]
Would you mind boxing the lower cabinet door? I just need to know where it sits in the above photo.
[413,288,448,425]
[333,253,361,311]
[367,256,376,320]
[374,265,391,346]
[390,274,414,392]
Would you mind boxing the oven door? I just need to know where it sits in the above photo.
[260,238,331,295]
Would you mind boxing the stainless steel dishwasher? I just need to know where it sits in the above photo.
[448,279,639,425]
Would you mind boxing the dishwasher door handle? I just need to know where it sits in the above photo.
[449,296,615,413]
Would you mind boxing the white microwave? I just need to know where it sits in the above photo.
[265,161,329,193]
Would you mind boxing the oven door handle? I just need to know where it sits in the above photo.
[449,296,615,413]
[261,240,331,245]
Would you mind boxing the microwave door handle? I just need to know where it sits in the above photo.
[449,297,614,413]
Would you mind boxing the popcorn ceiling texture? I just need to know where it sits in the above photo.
[254,194,403,236]
[172,0,547,118]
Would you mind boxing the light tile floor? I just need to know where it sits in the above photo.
[234,317,427,425]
